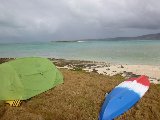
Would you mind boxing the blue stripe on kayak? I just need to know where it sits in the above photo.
[99,87,140,120]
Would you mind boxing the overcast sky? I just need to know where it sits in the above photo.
[1,0,160,42]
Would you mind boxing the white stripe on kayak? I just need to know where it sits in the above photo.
[116,80,149,97]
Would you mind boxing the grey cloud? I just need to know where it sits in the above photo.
[0,0,160,42]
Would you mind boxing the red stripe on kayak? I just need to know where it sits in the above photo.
[136,75,150,86]
[127,75,150,86]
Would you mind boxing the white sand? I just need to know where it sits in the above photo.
[83,64,160,84]
[58,64,160,84]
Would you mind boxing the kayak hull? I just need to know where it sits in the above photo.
[99,75,150,120]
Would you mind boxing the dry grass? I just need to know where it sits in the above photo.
[0,69,160,120]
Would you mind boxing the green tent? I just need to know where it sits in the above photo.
[0,57,63,100]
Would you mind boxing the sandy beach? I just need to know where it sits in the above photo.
[0,58,160,120]
[83,64,160,84]
[1,58,160,84]
[51,58,160,84]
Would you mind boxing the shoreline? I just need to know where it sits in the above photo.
[0,57,160,84]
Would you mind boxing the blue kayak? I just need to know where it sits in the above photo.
[99,75,150,120]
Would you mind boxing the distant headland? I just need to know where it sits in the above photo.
[51,32,160,42]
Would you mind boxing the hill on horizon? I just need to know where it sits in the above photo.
[52,32,160,42]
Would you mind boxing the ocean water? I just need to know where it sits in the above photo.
[0,40,160,65]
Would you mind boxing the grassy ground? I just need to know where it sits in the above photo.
[0,69,160,120]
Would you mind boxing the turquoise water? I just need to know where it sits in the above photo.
[0,40,160,65]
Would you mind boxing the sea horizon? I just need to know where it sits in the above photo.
[1,39,160,65]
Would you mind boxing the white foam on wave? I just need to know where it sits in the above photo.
[77,41,85,42]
